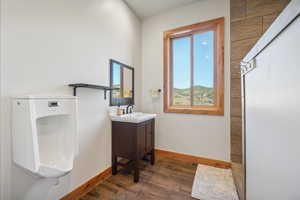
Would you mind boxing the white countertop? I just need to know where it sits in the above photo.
[109,112,157,123]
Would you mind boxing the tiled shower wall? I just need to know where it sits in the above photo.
[230,0,290,199]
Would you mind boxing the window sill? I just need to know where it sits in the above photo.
[164,106,224,115]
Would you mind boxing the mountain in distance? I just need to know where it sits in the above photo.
[173,85,214,105]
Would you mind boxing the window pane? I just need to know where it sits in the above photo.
[172,37,191,106]
[193,31,215,106]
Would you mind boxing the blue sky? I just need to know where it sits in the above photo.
[112,62,121,86]
[172,31,214,89]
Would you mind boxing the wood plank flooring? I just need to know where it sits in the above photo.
[80,156,198,200]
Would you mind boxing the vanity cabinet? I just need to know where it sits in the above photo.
[111,119,155,182]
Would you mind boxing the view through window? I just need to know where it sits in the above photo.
[164,18,224,115]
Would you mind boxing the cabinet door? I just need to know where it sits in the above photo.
[145,120,153,153]
[112,122,135,159]
[137,125,146,158]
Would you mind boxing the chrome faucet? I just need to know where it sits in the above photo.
[126,104,133,114]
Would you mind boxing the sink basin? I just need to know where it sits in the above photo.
[110,112,157,123]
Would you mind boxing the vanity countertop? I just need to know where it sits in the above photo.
[110,112,157,123]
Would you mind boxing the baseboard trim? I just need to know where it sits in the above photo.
[155,149,231,169]
[60,167,112,200]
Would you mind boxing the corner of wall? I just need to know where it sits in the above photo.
[0,0,4,197]
[0,0,11,198]
[0,0,3,195]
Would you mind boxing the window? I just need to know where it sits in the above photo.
[164,17,224,115]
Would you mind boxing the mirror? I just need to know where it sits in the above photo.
[110,59,134,106]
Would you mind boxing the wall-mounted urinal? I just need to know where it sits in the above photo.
[12,95,78,199]
[12,95,78,177]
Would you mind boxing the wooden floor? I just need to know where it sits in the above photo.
[80,157,198,200]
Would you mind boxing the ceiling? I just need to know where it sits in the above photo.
[124,0,200,19]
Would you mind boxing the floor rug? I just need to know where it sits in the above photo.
[191,164,239,200]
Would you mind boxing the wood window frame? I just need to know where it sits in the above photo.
[163,17,224,115]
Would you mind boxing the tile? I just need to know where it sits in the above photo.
[231,16,263,41]
[231,112,243,169]
[231,117,242,138]
[231,96,242,117]
[231,38,258,61]
[246,0,291,18]
[231,0,246,21]
[231,60,242,79]
[263,13,279,32]
[231,135,242,156]
[231,78,241,98]
[231,153,242,164]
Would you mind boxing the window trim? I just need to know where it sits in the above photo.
[163,17,224,115]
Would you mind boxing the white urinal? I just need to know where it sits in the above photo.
[12,95,78,178]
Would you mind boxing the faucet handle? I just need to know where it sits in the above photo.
[129,105,134,113]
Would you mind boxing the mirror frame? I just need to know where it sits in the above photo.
[109,59,134,106]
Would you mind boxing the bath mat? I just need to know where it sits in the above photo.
[191,164,239,200]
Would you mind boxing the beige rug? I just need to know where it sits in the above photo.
[191,164,239,200]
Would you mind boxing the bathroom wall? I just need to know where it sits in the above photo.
[230,0,290,199]
[0,0,7,199]
[141,0,230,161]
[0,0,141,199]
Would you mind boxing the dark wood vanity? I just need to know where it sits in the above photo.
[111,119,155,182]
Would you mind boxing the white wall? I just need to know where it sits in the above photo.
[0,0,8,199]
[141,0,230,161]
[0,0,141,199]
